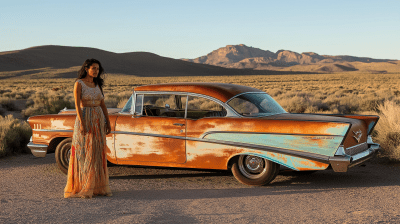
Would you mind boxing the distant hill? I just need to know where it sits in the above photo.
[183,44,400,73]
[0,45,305,79]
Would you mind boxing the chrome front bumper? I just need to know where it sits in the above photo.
[27,137,48,157]
[329,143,380,172]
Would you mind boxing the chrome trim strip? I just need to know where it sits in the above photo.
[200,131,344,139]
[133,92,137,114]
[32,129,73,132]
[184,94,188,119]
[346,142,368,150]
[113,131,186,140]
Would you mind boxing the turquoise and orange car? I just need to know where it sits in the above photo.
[27,83,380,185]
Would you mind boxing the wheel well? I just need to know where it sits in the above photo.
[227,154,282,170]
[227,155,239,169]
[47,137,67,153]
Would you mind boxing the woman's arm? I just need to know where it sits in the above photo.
[100,99,111,135]
[74,81,86,133]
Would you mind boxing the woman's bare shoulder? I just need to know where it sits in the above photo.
[74,80,82,89]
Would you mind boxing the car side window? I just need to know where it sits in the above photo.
[228,97,259,114]
[141,94,186,118]
[135,94,143,115]
[187,96,227,119]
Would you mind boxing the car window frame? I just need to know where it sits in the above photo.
[133,92,187,118]
[225,92,287,117]
[186,94,229,120]
[132,91,237,119]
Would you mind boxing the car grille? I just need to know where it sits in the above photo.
[345,142,368,156]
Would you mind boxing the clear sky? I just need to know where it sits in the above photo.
[1,0,399,59]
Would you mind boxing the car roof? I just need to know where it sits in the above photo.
[134,82,264,102]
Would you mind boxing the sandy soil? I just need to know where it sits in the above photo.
[1,154,400,223]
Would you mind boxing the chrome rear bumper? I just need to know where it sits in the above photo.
[27,137,48,157]
[329,143,380,172]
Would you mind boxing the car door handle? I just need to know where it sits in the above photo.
[173,123,185,127]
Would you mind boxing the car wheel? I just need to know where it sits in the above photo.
[55,138,72,175]
[231,155,279,186]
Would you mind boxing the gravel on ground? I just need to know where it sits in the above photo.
[1,153,400,223]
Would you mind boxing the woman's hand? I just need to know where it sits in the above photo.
[105,121,111,135]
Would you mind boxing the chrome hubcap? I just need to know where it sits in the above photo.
[245,156,264,173]
[238,155,267,179]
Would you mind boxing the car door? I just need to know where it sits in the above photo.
[115,93,187,164]
[185,95,236,169]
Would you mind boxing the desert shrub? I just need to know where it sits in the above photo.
[279,96,312,113]
[22,90,74,117]
[2,89,33,99]
[104,96,119,108]
[0,97,18,111]
[0,106,6,116]
[0,114,32,157]
[374,100,400,161]
[117,98,130,108]
[105,91,132,108]
[268,88,283,97]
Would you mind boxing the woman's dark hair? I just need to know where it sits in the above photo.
[77,58,105,95]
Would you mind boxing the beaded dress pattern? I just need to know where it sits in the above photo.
[64,79,112,198]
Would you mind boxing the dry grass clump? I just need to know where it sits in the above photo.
[374,100,400,160]
[0,106,6,116]
[104,91,133,108]
[0,97,18,111]
[274,88,394,114]
[1,89,34,99]
[0,114,32,157]
[22,90,74,117]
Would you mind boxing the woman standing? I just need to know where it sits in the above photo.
[64,58,112,198]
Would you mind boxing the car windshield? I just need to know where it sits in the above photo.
[227,93,286,117]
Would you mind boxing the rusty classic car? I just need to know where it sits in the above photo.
[27,82,380,186]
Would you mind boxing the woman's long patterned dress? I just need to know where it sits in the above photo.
[64,79,112,198]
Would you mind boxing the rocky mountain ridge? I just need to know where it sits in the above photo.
[183,44,399,73]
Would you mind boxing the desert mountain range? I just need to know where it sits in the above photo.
[183,44,400,73]
[0,45,399,79]
[0,45,298,79]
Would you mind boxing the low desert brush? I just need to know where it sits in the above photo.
[0,97,18,111]
[374,100,400,161]
[0,114,32,157]
[0,106,6,116]
[22,90,74,117]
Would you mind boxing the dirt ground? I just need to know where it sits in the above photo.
[1,153,400,223]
